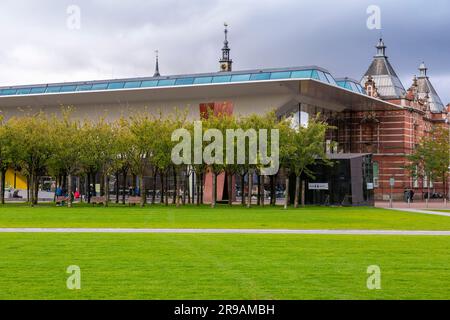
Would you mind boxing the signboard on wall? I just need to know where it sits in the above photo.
[308,183,329,190]
[389,178,395,187]
[367,183,374,190]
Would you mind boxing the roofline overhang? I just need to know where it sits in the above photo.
[0,77,406,113]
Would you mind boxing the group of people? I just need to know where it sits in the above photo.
[404,189,415,203]
[55,186,81,202]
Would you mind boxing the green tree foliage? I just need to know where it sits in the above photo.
[407,127,450,197]
[0,109,334,209]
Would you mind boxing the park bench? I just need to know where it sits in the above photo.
[91,196,107,206]
[55,196,69,205]
[128,196,142,206]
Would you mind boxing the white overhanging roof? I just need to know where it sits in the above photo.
[0,66,403,112]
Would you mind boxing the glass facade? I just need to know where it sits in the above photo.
[289,154,374,206]
[0,67,350,97]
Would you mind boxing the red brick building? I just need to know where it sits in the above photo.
[337,39,449,200]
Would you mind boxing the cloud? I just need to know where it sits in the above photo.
[0,0,448,102]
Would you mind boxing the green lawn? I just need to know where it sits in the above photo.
[1,205,449,300]
[1,204,450,230]
[0,233,449,300]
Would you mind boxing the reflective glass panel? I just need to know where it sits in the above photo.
[76,84,93,91]
[317,71,329,83]
[250,73,271,80]
[325,73,337,85]
[311,70,320,80]
[349,82,358,92]
[124,81,142,88]
[60,85,77,92]
[91,83,108,90]
[46,86,61,93]
[291,70,312,79]
[17,88,32,95]
[212,75,231,83]
[231,74,251,82]
[175,78,195,85]
[107,82,125,89]
[141,80,158,87]
[1,89,17,95]
[158,79,176,86]
[270,72,291,79]
[30,87,46,94]
[193,77,213,84]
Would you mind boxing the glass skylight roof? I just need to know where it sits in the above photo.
[0,67,359,97]
[336,78,366,94]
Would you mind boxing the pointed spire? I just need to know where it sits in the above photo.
[375,38,386,57]
[419,61,428,77]
[219,23,232,72]
[153,50,160,77]
[223,23,229,48]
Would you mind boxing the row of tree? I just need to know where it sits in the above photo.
[0,109,332,208]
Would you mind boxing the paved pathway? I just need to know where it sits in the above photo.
[376,200,450,210]
[0,228,449,236]
[387,208,450,217]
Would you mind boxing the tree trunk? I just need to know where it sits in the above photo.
[139,174,146,207]
[67,174,73,208]
[160,172,164,204]
[247,170,253,209]
[131,174,137,196]
[100,174,105,197]
[152,170,157,205]
[284,175,290,210]
[115,172,120,204]
[92,172,97,197]
[183,169,188,205]
[172,167,177,205]
[257,173,261,206]
[0,169,6,205]
[196,172,201,206]
[175,169,180,208]
[228,172,233,206]
[200,172,204,204]
[211,171,217,208]
[241,172,246,206]
[165,173,169,206]
[301,180,306,207]
[26,175,30,204]
[33,175,39,205]
[104,174,110,207]
[28,175,33,206]
[260,175,265,207]
[87,172,91,203]
[294,175,300,208]
[270,175,275,206]
[122,170,127,205]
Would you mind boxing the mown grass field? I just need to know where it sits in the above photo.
[0,233,449,300]
[0,204,449,300]
[1,204,450,230]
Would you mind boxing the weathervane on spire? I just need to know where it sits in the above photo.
[154,50,160,77]
[219,22,232,72]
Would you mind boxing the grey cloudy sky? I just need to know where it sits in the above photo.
[0,0,449,102]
